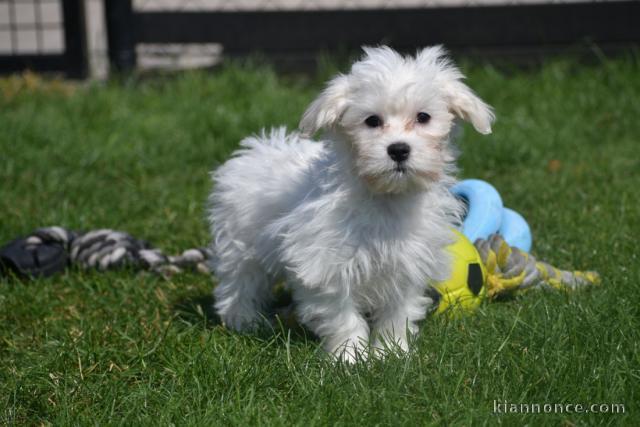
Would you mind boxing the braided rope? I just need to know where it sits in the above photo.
[22,226,212,277]
[474,234,600,299]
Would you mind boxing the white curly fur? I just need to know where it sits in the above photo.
[208,46,494,363]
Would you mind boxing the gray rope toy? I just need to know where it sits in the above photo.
[0,226,212,278]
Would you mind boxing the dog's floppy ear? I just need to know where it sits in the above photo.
[442,78,495,135]
[417,46,495,135]
[299,74,350,136]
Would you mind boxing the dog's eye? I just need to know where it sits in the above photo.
[416,112,431,124]
[364,115,383,128]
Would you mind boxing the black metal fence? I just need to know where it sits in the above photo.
[0,0,87,78]
[107,0,640,72]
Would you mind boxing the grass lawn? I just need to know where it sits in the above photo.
[1,56,639,425]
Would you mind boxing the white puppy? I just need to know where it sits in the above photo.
[209,46,494,363]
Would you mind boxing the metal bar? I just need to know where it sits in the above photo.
[0,54,69,74]
[61,0,87,78]
[105,0,136,72]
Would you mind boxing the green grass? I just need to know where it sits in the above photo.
[1,57,639,426]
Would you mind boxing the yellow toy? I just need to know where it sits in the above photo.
[431,230,600,317]
[430,230,487,316]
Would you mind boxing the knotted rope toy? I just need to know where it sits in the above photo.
[0,226,212,279]
[476,234,600,297]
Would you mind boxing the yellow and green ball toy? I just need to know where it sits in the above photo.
[430,230,487,316]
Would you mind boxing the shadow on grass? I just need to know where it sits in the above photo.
[172,288,314,344]
[173,293,220,326]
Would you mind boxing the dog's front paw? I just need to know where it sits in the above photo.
[219,313,261,332]
[371,334,410,359]
[216,303,266,332]
[326,336,369,364]
[371,321,417,358]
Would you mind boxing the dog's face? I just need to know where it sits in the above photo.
[300,46,494,194]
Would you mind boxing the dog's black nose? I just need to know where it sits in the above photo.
[387,142,411,162]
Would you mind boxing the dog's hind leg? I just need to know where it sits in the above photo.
[213,259,273,331]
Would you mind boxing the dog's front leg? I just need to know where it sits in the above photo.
[293,285,369,364]
[371,286,431,357]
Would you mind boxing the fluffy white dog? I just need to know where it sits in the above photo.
[209,46,494,363]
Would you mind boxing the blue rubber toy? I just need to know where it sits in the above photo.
[450,179,503,244]
[499,208,532,253]
[451,179,532,252]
